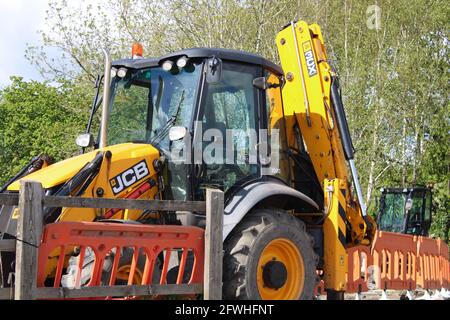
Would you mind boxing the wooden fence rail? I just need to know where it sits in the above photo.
[0,180,224,300]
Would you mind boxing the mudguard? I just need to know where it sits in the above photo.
[223,181,319,240]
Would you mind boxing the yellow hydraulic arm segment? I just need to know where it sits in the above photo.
[276,21,376,292]
[323,179,348,292]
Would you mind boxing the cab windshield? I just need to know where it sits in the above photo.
[107,61,202,152]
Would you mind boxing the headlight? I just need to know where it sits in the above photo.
[162,60,174,71]
[111,67,117,78]
[176,56,189,68]
[117,67,128,78]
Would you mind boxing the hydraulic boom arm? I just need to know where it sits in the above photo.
[276,21,375,246]
[276,20,376,295]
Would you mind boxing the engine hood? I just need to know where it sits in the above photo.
[7,143,160,191]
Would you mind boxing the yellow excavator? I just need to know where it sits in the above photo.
[0,20,375,299]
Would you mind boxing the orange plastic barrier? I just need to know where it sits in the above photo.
[416,236,439,289]
[37,221,205,298]
[437,239,450,289]
[36,222,449,298]
[345,231,449,293]
[346,237,377,293]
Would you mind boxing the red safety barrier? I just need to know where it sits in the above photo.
[36,221,205,299]
[417,236,442,290]
[437,239,449,289]
[35,222,449,299]
[373,231,418,291]
[346,239,375,293]
[344,231,449,294]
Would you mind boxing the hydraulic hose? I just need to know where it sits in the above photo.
[330,76,367,218]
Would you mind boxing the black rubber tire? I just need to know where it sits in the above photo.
[223,208,318,300]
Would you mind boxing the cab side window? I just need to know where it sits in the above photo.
[380,193,405,233]
[198,62,260,193]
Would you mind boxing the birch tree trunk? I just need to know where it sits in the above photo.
[401,116,407,187]
[366,107,379,206]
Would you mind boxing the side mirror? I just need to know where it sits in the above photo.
[169,126,187,141]
[206,56,222,84]
[76,133,94,148]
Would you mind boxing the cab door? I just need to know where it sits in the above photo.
[405,189,432,236]
[192,61,263,200]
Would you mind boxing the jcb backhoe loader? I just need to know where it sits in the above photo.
[0,20,375,299]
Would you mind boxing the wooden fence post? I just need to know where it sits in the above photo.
[204,189,224,300]
[15,181,43,300]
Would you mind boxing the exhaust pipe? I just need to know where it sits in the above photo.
[99,49,112,149]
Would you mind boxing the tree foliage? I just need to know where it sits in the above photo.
[0,77,90,183]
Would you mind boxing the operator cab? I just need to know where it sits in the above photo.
[83,47,314,208]
[376,187,432,236]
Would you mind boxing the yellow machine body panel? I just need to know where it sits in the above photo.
[8,152,98,191]
[323,179,348,291]
[267,74,284,130]
[8,143,158,190]
[58,144,160,222]
[9,143,161,222]
[266,73,291,179]
[276,21,348,183]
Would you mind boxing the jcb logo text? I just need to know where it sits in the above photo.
[109,160,149,195]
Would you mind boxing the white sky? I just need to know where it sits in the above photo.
[0,0,112,87]
[0,0,62,87]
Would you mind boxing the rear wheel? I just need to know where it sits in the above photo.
[223,208,318,300]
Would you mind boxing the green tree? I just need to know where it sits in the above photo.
[0,77,90,186]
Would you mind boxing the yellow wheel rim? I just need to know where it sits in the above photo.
[257,238,304,300]
[116,265,143,285]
